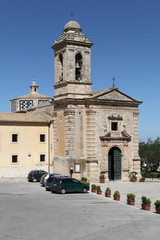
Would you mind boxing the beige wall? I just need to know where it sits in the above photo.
[0,124,51,178]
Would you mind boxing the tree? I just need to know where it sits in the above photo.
[139,137,160,170]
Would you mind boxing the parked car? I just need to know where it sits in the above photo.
[41,173,62,187]
[45,174,70,191]
[50,177,90,194]
[27,170,47,182]
[40,173,48,186]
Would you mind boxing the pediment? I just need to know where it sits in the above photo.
[100,131,131,142]
[91,88,139,102]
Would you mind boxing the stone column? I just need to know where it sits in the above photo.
[133,111,141,175]
[53,111,58,158]
[64,109,75,157]
[86,109,99,181]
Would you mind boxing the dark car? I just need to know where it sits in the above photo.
[40,173,62,187]
[50,177,90,194]
[27,170,47,182]
[40,173,48,186]
[45,174,70,191]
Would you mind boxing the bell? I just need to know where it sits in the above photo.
[75,61,80,68]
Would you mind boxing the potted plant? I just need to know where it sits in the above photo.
[154,200,160,214]
[81,177,88,183]
[127,193,135,205]
[139,177,145,182]
[91,184,97,193]
[105,187,111,197]
[96,185,102,195]
[99,174,105,183]
[113,190,120,201]
[128,171,137,182]
[141,196,151,211]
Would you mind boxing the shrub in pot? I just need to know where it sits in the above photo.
[113,190,120,200]
[105,187,111,197]
[127,193,135,205]
[128,171,137,182]
[81,177,88,183]
[141,196,151,211]
[154,200,160,214]
[99,174,105,183]
[96,185,102,195]
[139,177,145,182]
[91,184,97,193]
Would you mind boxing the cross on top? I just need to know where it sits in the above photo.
[70,12,74,20]
[112,77,115,87]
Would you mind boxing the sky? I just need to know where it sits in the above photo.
[0,0,160,142]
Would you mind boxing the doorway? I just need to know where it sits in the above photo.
[108,147,121,180]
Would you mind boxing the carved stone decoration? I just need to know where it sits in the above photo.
[100,131,131,142]
[86,109,96,115]
[53,111,57,117]
[64,109,75,116]
[108,114,123,121]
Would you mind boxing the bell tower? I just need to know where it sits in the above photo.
[52,20,93,100]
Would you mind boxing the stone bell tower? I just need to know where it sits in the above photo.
[52,20,93,100]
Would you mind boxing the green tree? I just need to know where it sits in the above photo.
[139,137,160,169]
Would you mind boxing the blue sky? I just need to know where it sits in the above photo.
[0,0,160,142]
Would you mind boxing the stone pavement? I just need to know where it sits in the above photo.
[0,178,160,239]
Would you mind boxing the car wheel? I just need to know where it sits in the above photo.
[83,187,87,193]
[33,178,37,183]
[61,188,66,194]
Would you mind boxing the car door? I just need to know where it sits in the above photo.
[70,178,82,192]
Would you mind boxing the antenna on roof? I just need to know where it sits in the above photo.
[112,77,115,87]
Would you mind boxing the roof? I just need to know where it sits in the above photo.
[64,20,81,32]
[10,93,51,101]
[89,87,142,103]
[0,113,52,123]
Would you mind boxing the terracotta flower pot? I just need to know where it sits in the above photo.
[127,200,135,205]
[92,189,97,193]
[139,180,145,182]
[155,207,160,214]
[100,179,105,183]
[114,195,120,201]
[97,191,102,195]
[141,204,151,211]
[130,179,136,182]
[105,193,111,198]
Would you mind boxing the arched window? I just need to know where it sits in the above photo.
[75,53,82,80]
[59,53,63,81]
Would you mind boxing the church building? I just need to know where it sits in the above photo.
[0,19,142,181]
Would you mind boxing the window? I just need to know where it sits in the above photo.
[38,100,49,105]
[75,53,82,80]
[12,155,18,163]
[40,134,45,142]
[40,154,45,162]
[71,178,80,184]
[111,122,118,131]
[59,53,63,81]
[12,134,18,142]
[74,163,81,173]
[20,100,33,110]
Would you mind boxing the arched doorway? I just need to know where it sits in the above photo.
[108,147,121,180]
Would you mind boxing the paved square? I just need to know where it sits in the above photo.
[0,179,160,240]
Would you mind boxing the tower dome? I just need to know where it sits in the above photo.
[63,20,82,33]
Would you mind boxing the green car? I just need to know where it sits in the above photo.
[50,177,89,194]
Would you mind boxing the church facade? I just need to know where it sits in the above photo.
[0,20,142,181]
